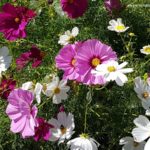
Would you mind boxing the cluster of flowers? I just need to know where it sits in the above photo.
[0,0,149,150]
[119,75,150,150]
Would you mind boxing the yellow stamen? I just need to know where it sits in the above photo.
[115,25,125,31]
[144,47,150,53]
[91,58,101,67]
[107,66,116,72]
[71,58,76,66]
[60,126,67,135]
[142,92,149,99]
[14,17,20,23]
[54,87,60,94]
[80,133,89,139]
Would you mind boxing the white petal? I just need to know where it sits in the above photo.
[119,137,133,145]
[134,115,150,127]
[21,82,33,90]
[144,138,150,150]
[72,27,79,37]
[115,73,128,86]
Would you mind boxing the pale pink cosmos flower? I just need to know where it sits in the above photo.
[6,89,38,138]
[76,39,117,85]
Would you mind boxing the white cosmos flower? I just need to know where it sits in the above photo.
[43,76,70,104]
[21,81,43,104]
[108,18,129,33]
[67,133,99,150]
[0,46,12,79]
[132,115,150,150]
[134,77,150,116]
[119,136,145,150]
[140,45,150,55]
[58,27,79,46]
[92,60,133,86]
[49,111,75,144]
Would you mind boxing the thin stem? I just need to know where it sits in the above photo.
[84,87,93,133]
[119,34,130,52]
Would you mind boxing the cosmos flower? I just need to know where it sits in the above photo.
[108,18,129,33]
[67,133,99,150]
[55,42,82,81]
[140,45,150,55]
[119,136,145,150]
[132,115,150,150]
[58,27,79,46]
[104,0,122,14]
[76,39,117,85]
[34,117,54,141]
[0,78,16,99]
[16,45,45,70]
[0,3,36,41]
[49,111,75,144]
[60,0,88,19]
[0,46,12,79]
[21,81,43,104]
[43,76,70,104]
[134,77,150,116]
[6,89,38,138]
[92,60,133,86]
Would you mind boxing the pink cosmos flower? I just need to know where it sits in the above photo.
[104,0,123,14]
[6,89,38,138]
[34,118,54,141]
[16,46,45,70]
[76,39,117,85]
[55,42,82,81]
[0,3,36,41]
[0,78,16,99]
[60,0,88,19]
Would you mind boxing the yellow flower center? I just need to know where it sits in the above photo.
[107,66,116,72]
[142,92,149,99]
[80,133,89,139]
[144,47,150,53]
[91,58,101,67]
[133,141,139,147]
[115,25,125,31]
[43,84,47,92]
[68,0,74,4]
[71,58,76,66]
[54,87,60,94]
[60,125,67,135]
[14,17,20,23]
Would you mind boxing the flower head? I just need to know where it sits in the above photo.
[34,117,54,141]
[43,76,70,104]
[119,136,145,150]
[21,81,43,104]
[108,18,129,33]
[132,115,150,150]
[140,45,150,55]
[60,0,88,19]
[49,111,75,144]
[104,0,122,14]
[0,46,12,79]
[134,77,150,116]
[16,46,44,70]
[76,39,117,85]
[58,27,79,45]
[6,89,38,138]
[0,78,16,99]
[67,134,99,150]
[92,60,133,86]
[55,42,82,81]
[0,3,36,41]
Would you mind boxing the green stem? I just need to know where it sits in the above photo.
[84,87,93,133]
[119,34,130,52]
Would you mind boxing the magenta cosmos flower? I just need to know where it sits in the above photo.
[0,3,36,41]
[0,78,16,99]
[76,39,117,85]
[55,42,82,81]
[104,0,122,14]
[34,117,54,141]
[60,0,88,19]
[6,89,38,138]
[16,46,45,70]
